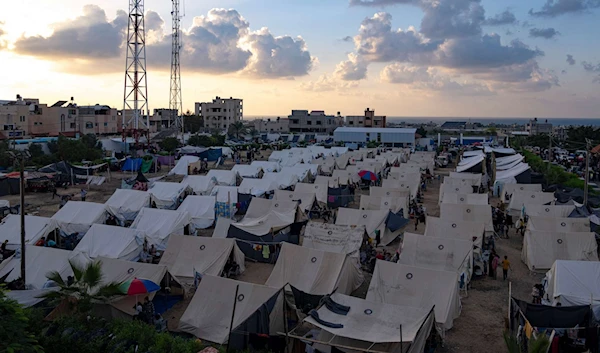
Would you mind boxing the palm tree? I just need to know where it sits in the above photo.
[228,121,248,140]
[40,259,124,315]
[248,128,259,142]
[504,330,550,353]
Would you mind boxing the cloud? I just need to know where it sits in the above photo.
[483,10,518,26]
[529,27,560,39]
[566,54,576,65]
[341,36,353,42]
[419,0,485,39]
[349,0,417,6]
[301,74,359,92]
[506,29,514,36]
[14,5,127,59]
[582,61,600,83]
[333,53,368,80]
[0,22,6,49]
[529,0,600,17]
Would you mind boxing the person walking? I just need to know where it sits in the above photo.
[80,189,87,202]
[501,255,511,280]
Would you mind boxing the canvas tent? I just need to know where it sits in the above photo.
[302,222,365,257]
[521,230,598,271]
[169,156,200,176]
[0,215,57,250]
[105,189,150,224]
[262,172,299,189]
[274,189,316,212]
[336,208,403,246]
[425,217,485,249]
[177,195,216,231]
[370,186,411,199]
[367,260,461,332]
[501,183,543,201]
[251,161,280,172]
[523,204,575,218]
[51,201,107,235]
[508,191,555,211]
[148,182,191,210]
[448,172,482,186]
[386,172,420,182]
[359,195,408,217]
[179,275,283,344]
[332,169,360,185]
[130,208,190,250]
[159,236,245,284]
[266,243,362,296]
[73,224,144,261]
[181,175,217,195]
[456,155,484,173]
[295,182,327,205]
[526,216,591,233]
[381,179,420,199]
[238,178,278,196]
[211,186,239,204]
[438,183,475,203]
[207,170,237,186]
[232,164,262,178]
[440,203,493,233]
[314,175,339,188]
[544,260,600,316]
[0,246,73,289]
[441,192,488,205]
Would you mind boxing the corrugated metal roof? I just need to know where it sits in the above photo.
[334,127,417,134]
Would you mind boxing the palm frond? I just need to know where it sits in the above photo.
[503,331,520,353]
[36,290,66,301]
[44,270,66,287]
[82,261,104,289]
[528,332,550,353]
[93,281,125,300]
[68,259,84,282]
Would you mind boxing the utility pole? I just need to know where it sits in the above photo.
[6,150,29,287]
[584,139,591,206]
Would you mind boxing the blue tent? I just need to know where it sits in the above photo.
[198,148,222,162]
[122,158,143,171]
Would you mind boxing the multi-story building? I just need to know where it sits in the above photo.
[149,108,178,132]
[345,108,386,128]
[0,95,32,138]
[253,117,290,133]
[195,96,243,131]
[288,110,338,134]
[78,105,119,135]
[526,118,553,135]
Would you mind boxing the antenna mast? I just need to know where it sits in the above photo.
[123,0,149,146]
[169,0,184,134]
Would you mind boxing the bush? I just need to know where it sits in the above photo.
[523,149,594,192]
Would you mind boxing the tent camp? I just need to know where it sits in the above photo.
[274,189,316,212]
[359,195,408,217]
[211,186,239,204]
[367,260,461,332]
[508,191,555,211]
[148,182,191,209]
[238,178,278,196]
[523,204,575,218]
[381,179,420,199]
[177,195,216,231]
[207,170,237,186]
[386,172,420,182]
[51,201,107,235]
[280,165,316,182]
[495,163,531,184]
[0,215,57,250]
[500,183,542,201]
[370,186,411,199]
[336,208,404,246]
[526,216,591,233]
[179,275,283,344]
[105,189,150,224]
[159,236,245,284]
[302,222,365,257]
[544,260,600,315]
[522,230,598,271]
[440,203,493,233]
[130,208,191,250]
[425,217,485,249]
[169,156,200,176]
[399,232,473,283]
[332,169,360,185]
[291,293,436,353]
[448,172,482,186]
[295,182,328,205]
[262,172,299,189]
[181,175,217,195]
[250,161,280,172]
[456,155,484,173]
[232,164,262,178]
[314,175,339,188]
[73,224,144,261]
[212,217,234,239]
[442,177,480,187]
[0,246,73,289]
[266,243,362,296]
[441,192,488,205]
[438,183,475,203]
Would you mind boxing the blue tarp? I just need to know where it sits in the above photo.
[291,136,300,143]
[122,158,143,171]
[198,148,222,162]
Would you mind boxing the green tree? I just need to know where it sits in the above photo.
[504,330,549,353]
[486,127,498,136]
[183,110,204,133]
[40,260,124,315]
[248,128,259,142]
[0,287,43,353]
[188,134,218,147]
[28,144,44,159]
[228,121,247,140]
[159,137,179,153]
[416,127,427,137]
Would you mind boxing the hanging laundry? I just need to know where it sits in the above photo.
[262,245,270,259]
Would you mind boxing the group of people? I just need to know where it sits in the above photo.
[485,251,512,280]
[411,202,427,230]
[191,159,209,174]
[133,296,165,331]
[54,188,88,208]
[359,239,399,272]
[492,204,513,238]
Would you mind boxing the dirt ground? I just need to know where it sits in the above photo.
[0,152,543,351]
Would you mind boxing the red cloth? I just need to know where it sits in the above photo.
[551,336,559,353]
[376,253,384,260]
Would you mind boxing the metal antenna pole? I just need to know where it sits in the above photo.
[170,0,184,135]
[584,139,591,206]
[19,156,25,286]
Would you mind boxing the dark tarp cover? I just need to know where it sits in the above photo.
[512,297,594,328]
[327,187,353,208]
[514,169,532,184]
[386,211,410,232]
[122,158,143,171]
[291,136,300,143]
[0,177,20,196]
[39,161,88,176]
[227,226,300,263]
[198,148,222,162]
[555,188,600,208]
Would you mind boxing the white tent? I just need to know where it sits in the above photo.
[336,208,402,246]
[212,217,234,239]
[441,192,488,205]
[169,155,200,176]
[367,260,461,332]
[425,217,485,249]
[314,175,339,188]
[523,204,575,217]
[238,178,278,196]
[370,186,411,199]
[302,222,365,257]
[51,201,107,235]
[399,232,473,283]
[500,183,542,201]
[266,243,362,296]
[181,175,217,195]
[73,224,144,261]
[438,183,475,203]
[0,215,57,250]
[527,216,591,233]
[381,179,420,198]
[0,246,73,289]
[176,195,216,231]
[508,191,555,211]
[443,177,479,187]
[274,189,316,212]
[359,195,408,217]
[232,198,299,236]
[440,203,493,233]
[211,186,239,204]
[495,163,531,184]
[522,230,598,271]
[207,170,237,186]
[262,172,299,189]
[159,236,245,283]
[295,182,327,205]
[386,172,420,182]
[232,164,262,178]
[332,169,360,185]
[130,208,191,250]
[179,275,283,343]
[496,154,524,171]
[251,161,280,172]
[449,172,482,186]
[284,165,317,180]
[105,189,150,224]
[543,260,600,315]
[456,155,484,173]
[148,182,190,210]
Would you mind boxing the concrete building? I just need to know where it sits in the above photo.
[149,108,178,132]
[526,118,553,135]
[78,105,119,135]
[334,127,416,147]
[253,117,290,133]
[345,108,386,128]
[195,96,243,131]
[0,95,33,138]
[288,110,339,134]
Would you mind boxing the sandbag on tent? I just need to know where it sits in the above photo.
[51,201,107,236]
[182,175,217,195]
[524,204,575,218]
[400,232,474,283]
[336,208,402,246]
[0,246,73,289]
[262,172,300,190]
[295,182,328,205]
[232,164,262,178]
[159,236,245,284]
[302,222,365,257]
[359,195,408,217]
[370,186,411,199]
[207,170,237,186]
[274,189,316,212]
[438,183,475,203]
[544,260,600,316]
[73,224,144,261]
[522,230,598,271]
[105,189,150,224]
[0,215,57,251]
[130,208,190,250]
[174,195,216,231]
[441,192,488,205]
[367,260,461,333]
[527,216,591,233]
[425,217,485,249]
[179,275,284,345]
[148,182,191,210]
[238,178,278,197]
[169,156,200,176]
[440,203,493,234]
[508,191,555,211]
[266,243,362,296]
[250,161,280,172]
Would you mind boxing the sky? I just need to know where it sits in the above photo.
[1,0,600,118]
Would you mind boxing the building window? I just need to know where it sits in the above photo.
[307,121,312,125]
[349,121,353,125]
[19,116,25,122]
[316,121,322,125]
[104,122,108,127]
[69,109,76,115]
[86,122,93,129]
[70,123,76,129]
[112,116,116,121]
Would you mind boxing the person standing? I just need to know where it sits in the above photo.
[491,254,499,279]
[501,256,511,280]
[80,189,87,201]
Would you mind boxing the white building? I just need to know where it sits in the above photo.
[195,96,243,131]
[253,117,289,133]
[334,127,416,147]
